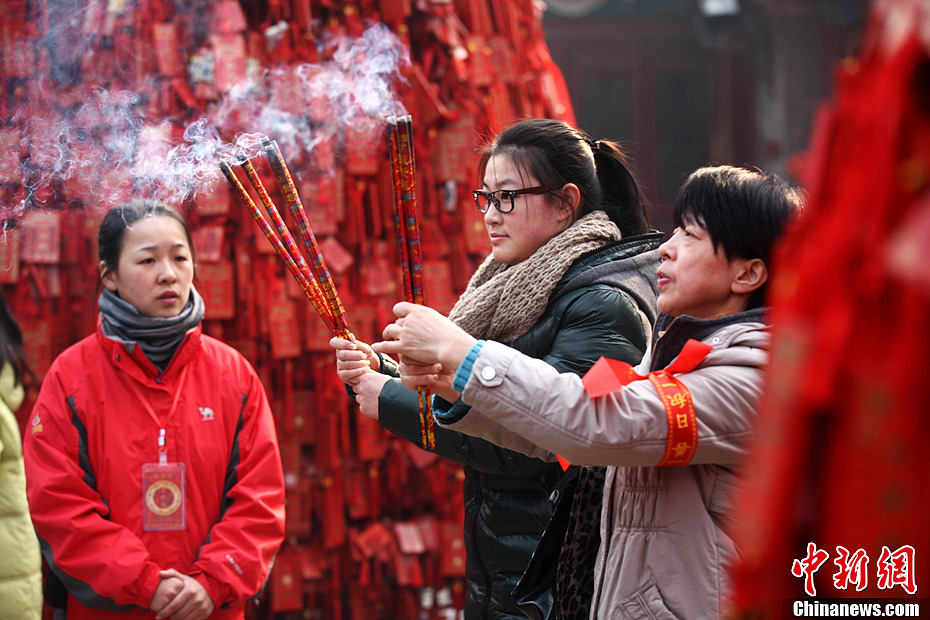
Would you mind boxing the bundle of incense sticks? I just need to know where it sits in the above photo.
[386,114,434,450]
[219,140,351,340]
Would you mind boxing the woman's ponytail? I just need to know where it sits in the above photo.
[589,139,650,237]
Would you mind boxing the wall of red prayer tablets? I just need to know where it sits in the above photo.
[0,0,575,618]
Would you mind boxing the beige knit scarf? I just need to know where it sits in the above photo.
[448,211,622,343]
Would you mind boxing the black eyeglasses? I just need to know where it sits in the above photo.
[472,186,554,214]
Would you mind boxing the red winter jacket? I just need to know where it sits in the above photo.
[24,324,286,620]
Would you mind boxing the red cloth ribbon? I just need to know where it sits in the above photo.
[557,339,713,471]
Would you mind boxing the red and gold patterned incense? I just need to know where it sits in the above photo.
[397,116,425,307]
[386,117,413,302]
[219,160,337,333]
[237,159,335,327]
[387,117,425,448]
[386,114,434,450]
[262,137,351,340]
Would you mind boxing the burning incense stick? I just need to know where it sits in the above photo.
[219,160,337,333]
[239,160,323,297]
[262,138,351,339]
[396,116,425,307]
[386,117,413,302]
[386,114,434,450]
[237,158,335,328]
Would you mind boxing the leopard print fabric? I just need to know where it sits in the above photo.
[556,466,605,620]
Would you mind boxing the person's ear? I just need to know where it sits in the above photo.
[558,183,581,222]
[731,258,768,295]
[100,261,118,292]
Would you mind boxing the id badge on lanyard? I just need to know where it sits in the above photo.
[124,365,190,531]
[143,461,186,531]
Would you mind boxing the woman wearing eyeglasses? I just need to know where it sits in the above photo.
[331,118,661,620]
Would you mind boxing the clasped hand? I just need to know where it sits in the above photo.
[150,569,214,620]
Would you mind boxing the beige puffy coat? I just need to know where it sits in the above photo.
[437,312,769,619]
[0,362,42,620]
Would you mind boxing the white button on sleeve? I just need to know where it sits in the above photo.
[480,366,497,381]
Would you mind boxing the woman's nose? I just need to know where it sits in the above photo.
[658,238,673,261]
[157,260,178,283]
[483,205,502,226]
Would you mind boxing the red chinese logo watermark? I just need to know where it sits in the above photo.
[833,546,870,592]
[791,543,917,597]
[792,542,831,596]
[877,545,917,594]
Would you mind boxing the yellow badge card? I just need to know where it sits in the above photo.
[142,462,187,531]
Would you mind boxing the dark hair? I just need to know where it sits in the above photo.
[477,118,650,237]
[96,199,195,298]
[674,165,803,309]
[0,287,31,387]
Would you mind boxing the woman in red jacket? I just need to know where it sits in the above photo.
[24,200,286,620]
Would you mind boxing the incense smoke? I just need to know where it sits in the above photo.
[210,22,410,167]
[1,13,409,221]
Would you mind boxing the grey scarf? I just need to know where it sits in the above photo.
[99,287,205,371]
